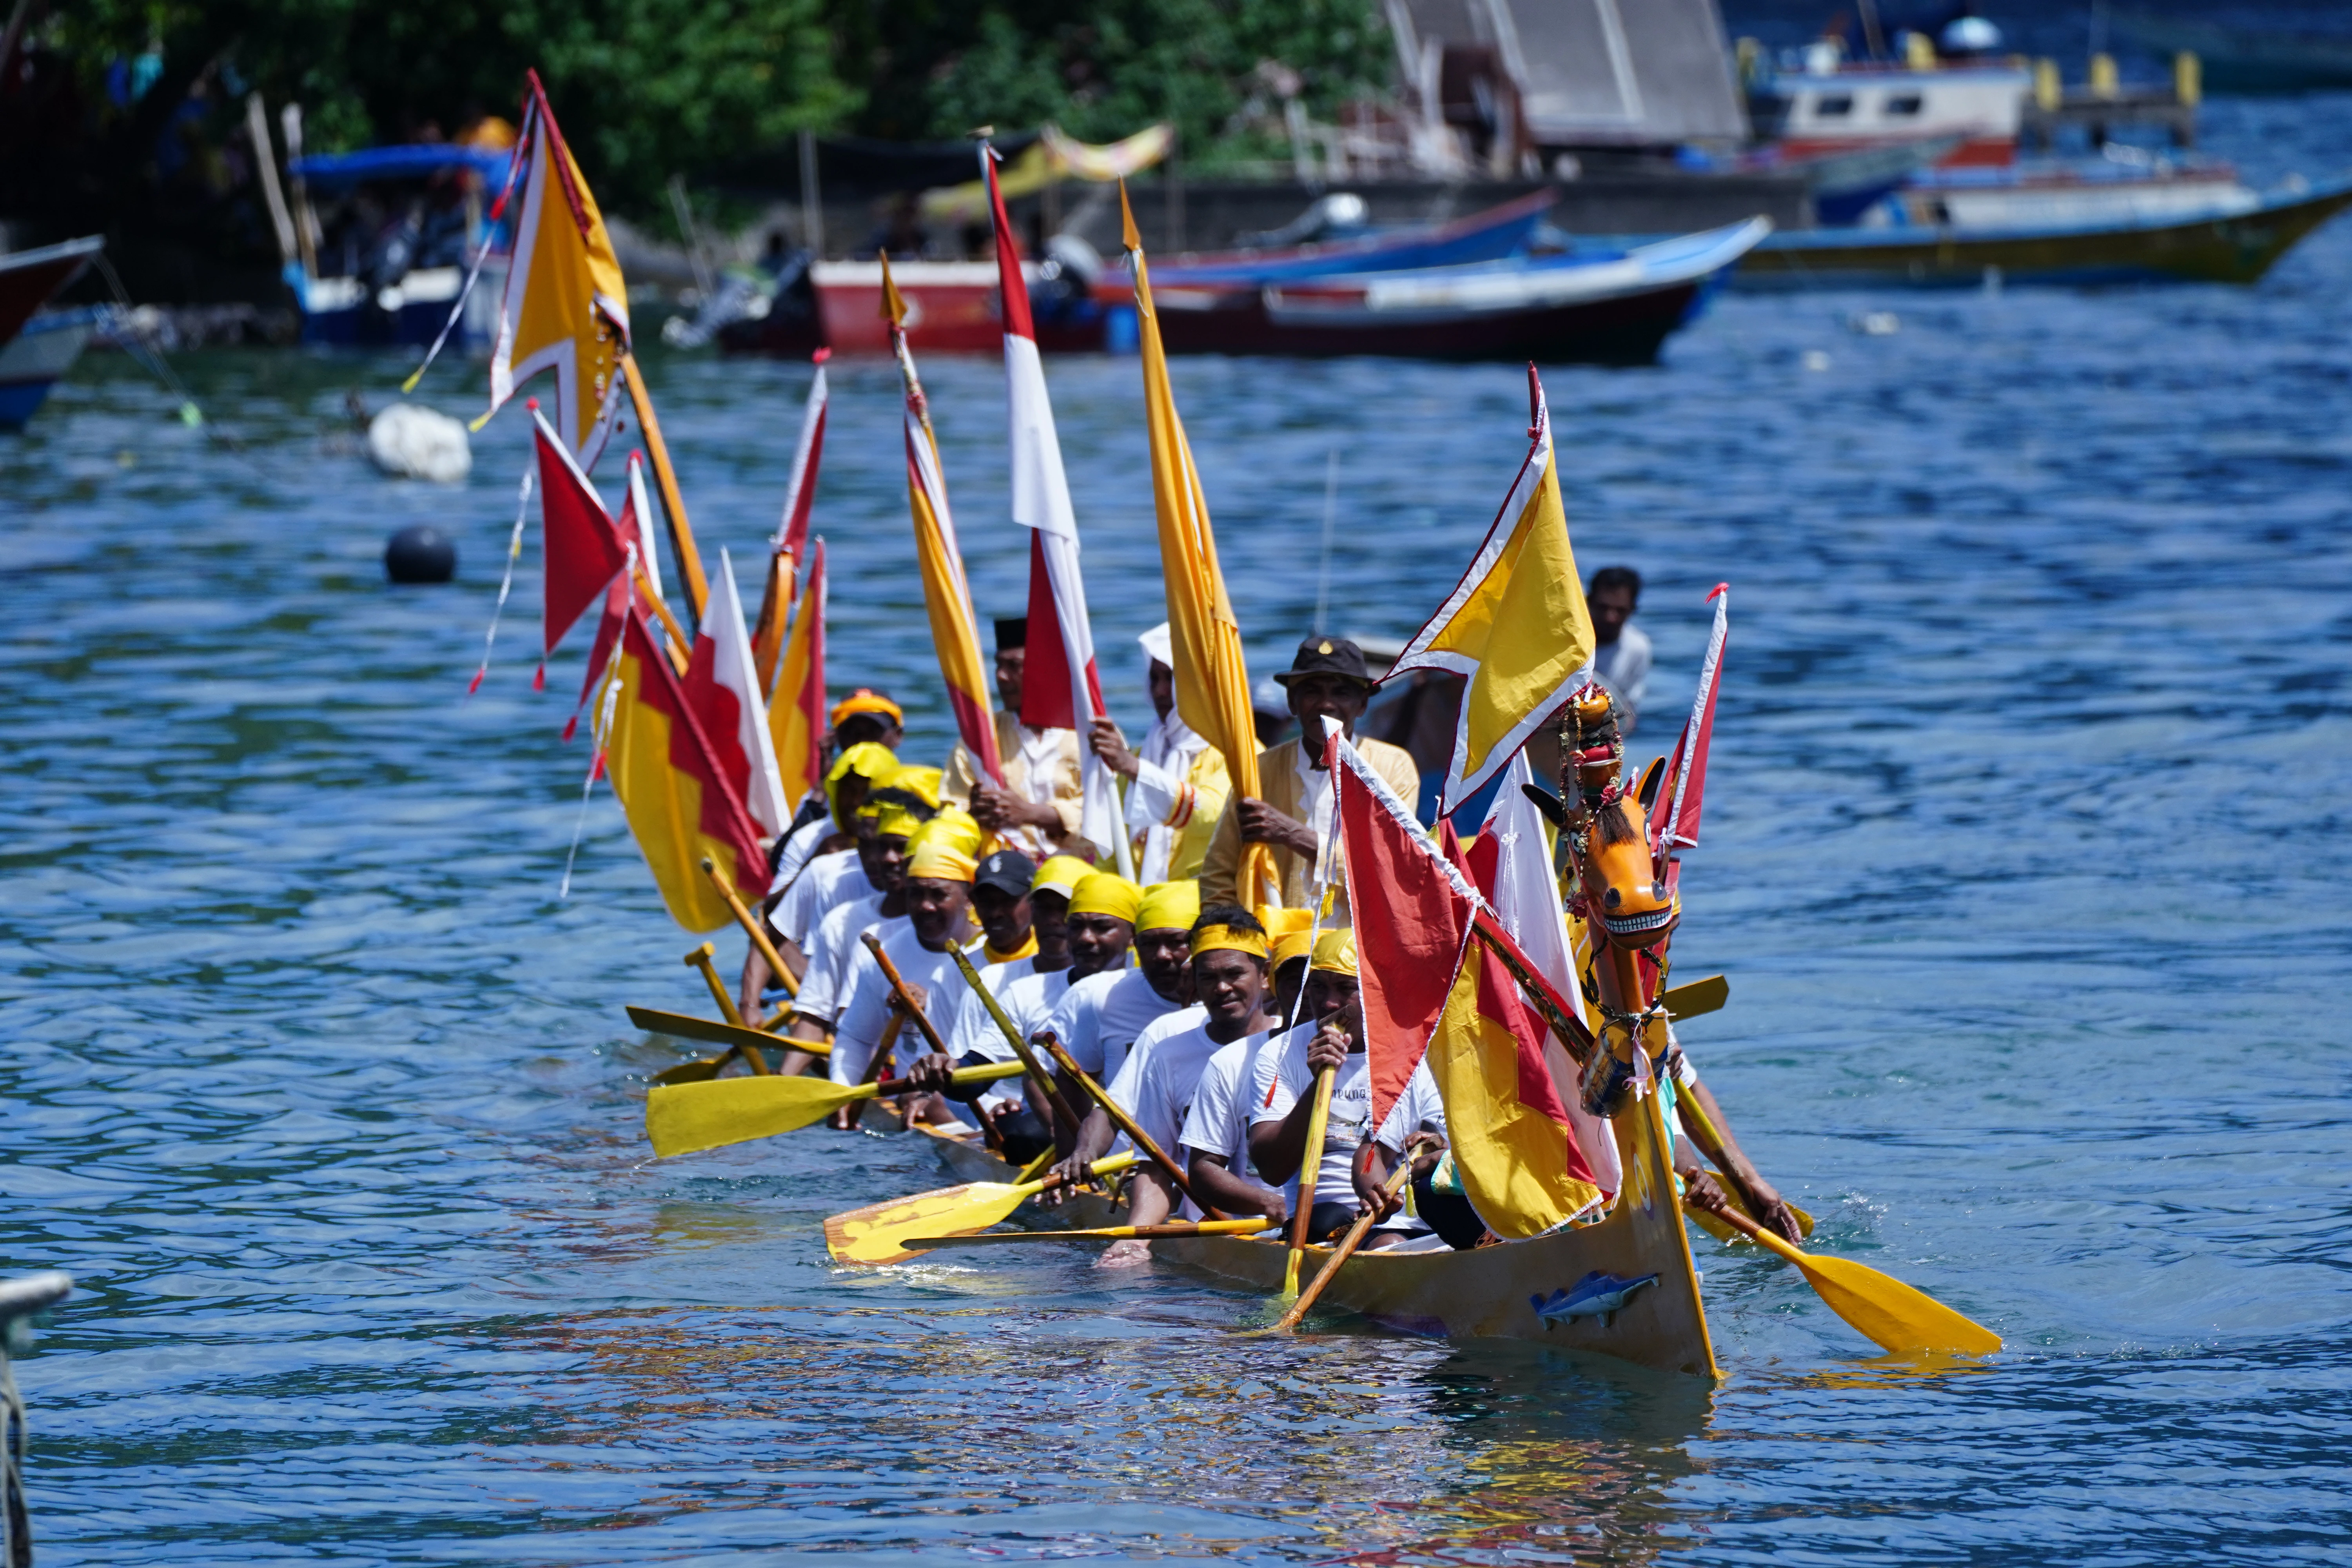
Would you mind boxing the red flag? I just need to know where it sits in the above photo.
[1651,584,1729,877]
[563,567,629,742]
[1332,733,1478,1127]
[534,406,628,659]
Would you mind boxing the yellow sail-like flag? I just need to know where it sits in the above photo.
[1120,185,1273,905]
[1388,368,1593,813]
[482,71,630,462]
[885,256,1003,784]
[768,537,828,812]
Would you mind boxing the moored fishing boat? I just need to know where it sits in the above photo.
[1147,218,1769,363]
[1738,172,2352,288]
[916,1082,1720,1377]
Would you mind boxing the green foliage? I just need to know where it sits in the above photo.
[32,0,1390,218]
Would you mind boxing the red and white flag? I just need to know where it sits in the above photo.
[684,548,791,838]
[985,143,1121,861]
[753,352,830,691]
[532,406,630,687]
[1650,584,1728,884]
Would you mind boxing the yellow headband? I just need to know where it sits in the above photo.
[1136,879,1200,935]
[904,841,977,882]
[1190,922,1269,960]
[1309,929,1358,978]
[870,802,924,841]
[1033,854,1096,900]
[1270,929,1316,969]
[1068,872,1142,924]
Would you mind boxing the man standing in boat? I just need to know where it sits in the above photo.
[1089,622,1230,882]
[944,616,1087,858]
[1201,637,1418,914]
[1586,566,1651,731]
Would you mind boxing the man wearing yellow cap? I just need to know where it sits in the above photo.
[1201,635,1418,913]
[773,739,897,891]
[1181,920,1359,1231]
[942,616,1086,859]
[828,811,985,1092]
[773,763,940,962]
[918,857,1131,1160]
[1250,928,1452,1250]
[1088,622,1229,882]
[1038,877,1198,1093]
[762,790,929,1062]
[1066,905,1278,1266]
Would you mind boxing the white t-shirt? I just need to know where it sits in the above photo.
[1591,621,1653,726]
[828,925,977,1085]
[774,849,877,947]
[1104,1010,1235,1219]
[1181,1026,1294,1175]
[1041,966,1188,1082]
[793,895,887,1024]
[944,955,1072,1113]
[947,960,1073,1066]
[772,812,832,889]
[1252,1040,1447,1206]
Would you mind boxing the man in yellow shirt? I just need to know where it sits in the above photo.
[1089,621,1229,882]
[1201,636,1417,913]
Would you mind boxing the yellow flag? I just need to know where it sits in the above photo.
[1389,369,1593,812]
[1424,938,1603,1238]
[1120,185,1275,904]
[485,72,630,461]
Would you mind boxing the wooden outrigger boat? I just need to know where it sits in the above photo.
[912,1080,1720,1379]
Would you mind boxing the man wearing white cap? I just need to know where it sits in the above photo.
[1088,622,1229,883]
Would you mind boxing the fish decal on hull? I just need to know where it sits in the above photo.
[1532,1270,1659,1329]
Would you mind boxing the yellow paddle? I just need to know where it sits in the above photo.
[1668,1084,1815,1243]
[1692,1199,2001,1357]
[684,941,747,1025]
[1035,1036,1230,1220]
[906,1218,1274,1247]
[1280,1066,1336,1297]
[1660,973,1728,1020]
[631,1006,830,1087]
[645,1060,1024,1158]
[825,1152,1140,1266]
[701,855,799,999]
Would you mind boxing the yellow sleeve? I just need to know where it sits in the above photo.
[941,743,978,809]
[1167,747,1230,881]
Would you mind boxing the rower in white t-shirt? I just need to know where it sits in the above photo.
[1049,900,1273,1269]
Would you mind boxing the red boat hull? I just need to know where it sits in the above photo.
[0,238,103,346]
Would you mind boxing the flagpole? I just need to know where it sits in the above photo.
[619,352,709,626]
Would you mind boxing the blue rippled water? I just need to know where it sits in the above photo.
[7,96,2352,1566]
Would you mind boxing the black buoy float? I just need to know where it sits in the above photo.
[385,524,457,584]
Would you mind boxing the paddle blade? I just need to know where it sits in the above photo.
[630,1005,821,1054]
[1794,1250,2002,1357]
[652,1056,725,1086]
[1661,973,1728,1020]
[825,1181,1031,1266]
[645,1075,858,1156]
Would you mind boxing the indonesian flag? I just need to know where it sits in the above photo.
[1387,366,1595,813]
[986,146,1120,858]
[767,537,827,813]
[597,604,770,931]
[533,407,629,666]
[684,548,791,838]
[1121,184,1274,902]
[886,257,1002,785]
[485,73,629,465]
[1333,734,1601,1238]
[752,352,830,692]
[1651,584,1728,883]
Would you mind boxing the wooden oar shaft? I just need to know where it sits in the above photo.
[949,947,1084,1132]
[863,934,949,1054]
[619,350,710,621]
[701,856,799,999]
[685,941,746,1027]
[1686,1195,1804,1266]
[1273,1157,1416,1333]
[865,1060,1024,1102]
[1037,1035,1226,1220]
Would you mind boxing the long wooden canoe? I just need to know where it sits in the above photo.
[916,1086,1718,1379]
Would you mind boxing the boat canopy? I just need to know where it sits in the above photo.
[289,145,511,190]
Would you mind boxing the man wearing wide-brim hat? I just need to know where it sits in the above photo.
[1201,635,1418,914]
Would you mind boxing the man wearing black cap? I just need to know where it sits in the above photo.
[942,615,1087,858]
[1201,635,1419,913]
